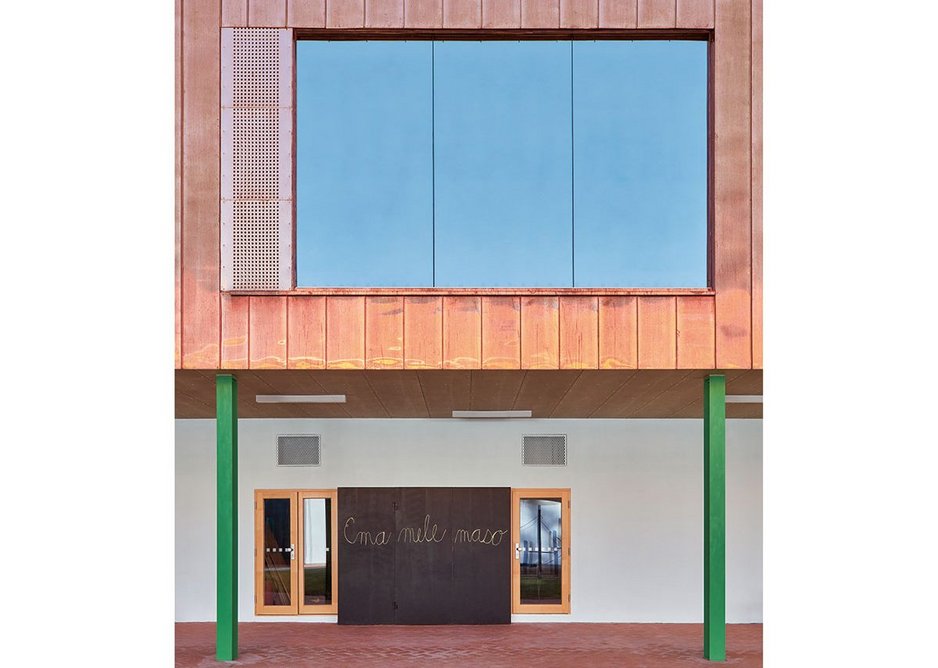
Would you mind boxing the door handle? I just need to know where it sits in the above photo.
[515,543,521,560]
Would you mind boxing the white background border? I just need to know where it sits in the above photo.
[2,1,937,666]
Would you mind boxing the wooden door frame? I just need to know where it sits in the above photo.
[254,489,300,615]
[297,489,339,615]
[511,488,571,614]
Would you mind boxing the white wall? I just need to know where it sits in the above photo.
[175,418,762,623]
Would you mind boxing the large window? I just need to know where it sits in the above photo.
[296,40,707,288]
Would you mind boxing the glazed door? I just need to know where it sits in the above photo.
[255,490,298,614]
[298,490,338,614]
[511,488,571,614]
[255,490,339,615]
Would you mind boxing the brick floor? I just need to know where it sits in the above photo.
[176,622,762,667]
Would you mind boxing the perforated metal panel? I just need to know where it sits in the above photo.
[221,28,294,291]
[277,435,321,467]
[522,435,567,466]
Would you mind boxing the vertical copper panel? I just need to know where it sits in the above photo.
[221,295,250,369]
[598,296,637,369]
[442,296,481,369]
[677,0,714,28]
[715,291,751,368]
[175,0,183,369]
[365,296,405,369]
[521,0,559,27]
[327,0,366,27]
[249,0,288,25]
[287,296,326,369]
[599,0,637,27]
[676,296,715,369]
[521,297,559,369]
[366,0,405,26]
[223,0,249,26]
[559,297,599,369]
[481,297,521,370]
[637,0,674,27]
[404,297,443,369]
[751,0,763,369]
[405,0,442,26]
[561,0,597,27]
[444,0,482,27]
[249,297,288,368]
[288,0,326,26]
[637,297,677,369]
[714,0,753,369]
[482,0,520,27]
[326,297,366,369]
[181,0,221,368]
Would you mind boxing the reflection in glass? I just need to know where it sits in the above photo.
[433,41,573,287]
[295,40,707,289]
[303,498,332,606]
[573,40,708,287]
[296,41,434,287]
[519,498,563,605]
[263,498,292,606]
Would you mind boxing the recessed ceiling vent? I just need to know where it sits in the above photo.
[522,435,567,466]
[277,435,321,467]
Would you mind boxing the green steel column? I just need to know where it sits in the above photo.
[216,375,238,661]
[704,374,726,661]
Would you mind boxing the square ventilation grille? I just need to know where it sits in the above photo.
[277,435,321,467]
[522,435,567,466]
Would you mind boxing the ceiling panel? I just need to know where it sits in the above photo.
[176,369,762,419]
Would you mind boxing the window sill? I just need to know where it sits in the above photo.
[226,287,715,297]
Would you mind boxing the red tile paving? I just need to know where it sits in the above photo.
[176,622,762,667]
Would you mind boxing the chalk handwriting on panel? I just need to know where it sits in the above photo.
[342,515,508,548]
[452,528,509,546]
[343,516,392,546]
[398,514,447,543]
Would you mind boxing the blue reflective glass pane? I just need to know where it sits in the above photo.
[296,41,433,287]
[573,41,708,287]
[433,41,573,288]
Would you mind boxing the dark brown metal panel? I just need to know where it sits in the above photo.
[394,488,456,624]
[338,487,510,624]
[450,487,511,624]
[337,487,398,624]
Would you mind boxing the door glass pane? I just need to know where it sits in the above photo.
[519,498,563,605]
[573,40,708,287]
[303,498,333,606]
[296,41,434,287]
[263,498,292,606]
[434,41,573,287]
